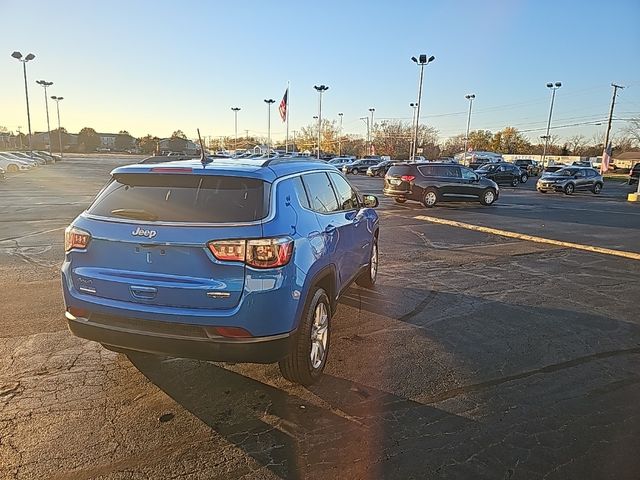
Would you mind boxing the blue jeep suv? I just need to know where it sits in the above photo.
[62,157,380,384]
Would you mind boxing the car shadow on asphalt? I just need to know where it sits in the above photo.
[128,353,474,479]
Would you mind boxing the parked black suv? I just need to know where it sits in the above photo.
[383,163,499,207]
[476,162,527,186]
[513,159,541,176]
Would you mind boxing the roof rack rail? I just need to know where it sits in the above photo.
[261,156,328,167]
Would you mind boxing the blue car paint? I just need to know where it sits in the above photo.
[62,158,379,360]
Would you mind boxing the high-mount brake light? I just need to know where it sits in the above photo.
[207,237,294,269]
[150,167,192,173]
[401,175,416,182]
[64,226,91,252]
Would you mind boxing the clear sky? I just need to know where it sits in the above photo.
[2,0,639,144]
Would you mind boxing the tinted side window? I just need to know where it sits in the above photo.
[290,176,310,209]
[417,165,435,177]
[328,172,359,210]
[461,168,476,180]
[301,172,339,213]
[435,165,461,178]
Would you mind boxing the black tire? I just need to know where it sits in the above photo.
[592,182,603,194]
[480,188,497,206]
[422,188,438,208]
[564,183,575,195]
[7,164,18,173]
[356,236,378,288]
[538,189,547,194]
[278,288,331,386]
[511,176,519,187]
[520,173,528,183]
[394,198,407,204]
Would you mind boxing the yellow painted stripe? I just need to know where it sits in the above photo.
[413,215,640,261]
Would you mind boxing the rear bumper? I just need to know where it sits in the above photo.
[383,188,412,198]
[67,312,295,363]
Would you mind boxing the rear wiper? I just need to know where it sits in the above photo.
[110,208,158,221]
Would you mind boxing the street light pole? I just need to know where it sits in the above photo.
[231,107,241,152]
[464,94,475,162]
[36,80,54,155]
[541,82,562,167]
[410,54,435,161]
[313,116,319,154]
[313,85,329,159]
[409,103,417,160]
[11,51,36,151]
[338,112,343,156]
[264,99,275,157]
[369,107,375,155]
[50,96,64,158]
[360,117,370,156]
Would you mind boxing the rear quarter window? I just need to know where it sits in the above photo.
[87,174,269,223]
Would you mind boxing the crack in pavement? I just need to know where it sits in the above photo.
[418,346,640,404]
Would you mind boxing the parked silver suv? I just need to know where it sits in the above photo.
[536,166,603,195]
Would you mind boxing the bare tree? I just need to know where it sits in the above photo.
[567,134,587,155]
[622,118,640,148]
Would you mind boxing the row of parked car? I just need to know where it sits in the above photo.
[0,150,61,180]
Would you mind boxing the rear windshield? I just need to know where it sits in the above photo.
[87,174,269,223]
[387,165,416,176]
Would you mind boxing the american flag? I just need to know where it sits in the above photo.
[601,142,612,174]
[279,88,288,122]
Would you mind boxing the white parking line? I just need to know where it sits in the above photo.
[413,215,640,261]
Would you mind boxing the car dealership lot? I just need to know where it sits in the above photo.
[1,157,640,479]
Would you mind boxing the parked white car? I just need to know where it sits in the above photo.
[0,153,33,172]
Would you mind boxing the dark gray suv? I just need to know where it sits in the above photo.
[536,167,603,195]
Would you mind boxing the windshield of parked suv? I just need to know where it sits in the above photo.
[87,173,269,223]
[556,168,577,176]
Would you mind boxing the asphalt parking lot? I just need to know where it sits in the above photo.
[1,156,640,480]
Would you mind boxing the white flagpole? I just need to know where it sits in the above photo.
[285,81,290,154]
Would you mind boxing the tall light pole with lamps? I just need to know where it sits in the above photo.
[541,82,561,167]
[410,54,435,161]
[369,107,375,154]
[338,112,343,156]
[50,96,64,158]
[359,116,370,156]
[264,99,275,157]
[409,103,417,160]
[464,94,476,162]
[313,85,329,159]
[11,51,36,151]
[36,80,54,155]
[231,107,241,152]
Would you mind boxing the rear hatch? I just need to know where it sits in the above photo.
[70,171,269,310]
[384,164,416,193]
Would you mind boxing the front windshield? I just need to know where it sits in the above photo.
[556,168,576,176]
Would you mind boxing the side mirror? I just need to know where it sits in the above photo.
[363,194,379,208]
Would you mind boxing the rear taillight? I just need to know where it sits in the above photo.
[64,226,91,252]
[208,240,245,262]
[246,237,294,268]
[401,175,416,182]
[208,237,294,269]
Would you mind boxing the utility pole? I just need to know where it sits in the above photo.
[603,83,624,153]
